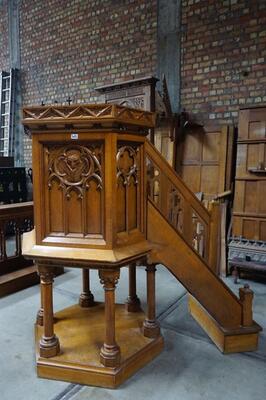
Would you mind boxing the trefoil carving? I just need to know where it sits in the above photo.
[116,145,139,186]
[48,144,103,199]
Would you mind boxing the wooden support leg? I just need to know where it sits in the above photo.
[125,262,141,312]
[79,268,95,307]
[99,269,121,367]
[36,277,44,326]
[38,267,60,358]
[143,264,160,338]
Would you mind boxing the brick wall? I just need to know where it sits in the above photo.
[19,0,157,166]
[181,0,266,125]
[3,0,266,165]
[0,0,10,72]
[20,0,157,106]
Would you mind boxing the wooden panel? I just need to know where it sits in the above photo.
[244,181,257,213]
[182,132,201,163]
[233,181,245,213]
[201,165,220,195]
[233,107,266,241]
[243,219,257,240]
[259,221,266,241]
[86,180,102,235]
[258,181,266,214]
[181,166,200,193]
[49,180,64,234]
[202,132,220,162]
[247,144,261,171]
[232,216,243,237]
[67,191,83,235]
[177,126,233,202]
[248,121,265,139]
[116,142,141,238]
[238,108,266,139]
[235,144,247,177]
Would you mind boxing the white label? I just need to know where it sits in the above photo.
[71,133,78,140]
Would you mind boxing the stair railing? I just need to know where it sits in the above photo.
[145,140,219,266]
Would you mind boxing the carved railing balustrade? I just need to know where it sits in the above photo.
[145,141,210,262]
[0,201,33,275]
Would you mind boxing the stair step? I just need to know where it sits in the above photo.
[188,295,262,354]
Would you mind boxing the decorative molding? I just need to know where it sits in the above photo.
[48,144,103,199]
[39,271,54,285]
[22,104,155,129]
[99,270,120,289]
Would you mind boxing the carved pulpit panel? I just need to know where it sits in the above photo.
[116,143,141,237]
[45,143,103,238]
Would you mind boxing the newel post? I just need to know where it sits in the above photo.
[239,284,254,327]
[207,200,220,274]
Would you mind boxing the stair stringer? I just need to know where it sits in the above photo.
[147,201,261,352]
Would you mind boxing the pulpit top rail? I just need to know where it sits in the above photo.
[22,103,156,131]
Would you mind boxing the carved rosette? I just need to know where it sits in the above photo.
[48,144,103,199]
[116,145,139,186]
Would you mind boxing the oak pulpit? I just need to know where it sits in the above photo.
[22,104,163,388]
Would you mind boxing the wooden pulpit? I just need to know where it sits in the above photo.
[22,104,164,388]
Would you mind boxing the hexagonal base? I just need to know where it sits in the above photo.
[35,303,164,388]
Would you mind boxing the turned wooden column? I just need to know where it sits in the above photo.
[125,262,141,312]
[99,269,121,367]
[143,264,160,338]
[36,278,44,326]
[38,267,60,358]
[79,268,95,307]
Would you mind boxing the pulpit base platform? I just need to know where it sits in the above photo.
[35,303,164,388]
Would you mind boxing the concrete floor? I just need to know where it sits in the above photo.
[0,266,265,400]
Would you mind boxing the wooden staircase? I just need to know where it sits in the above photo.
[145,141,261,353]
